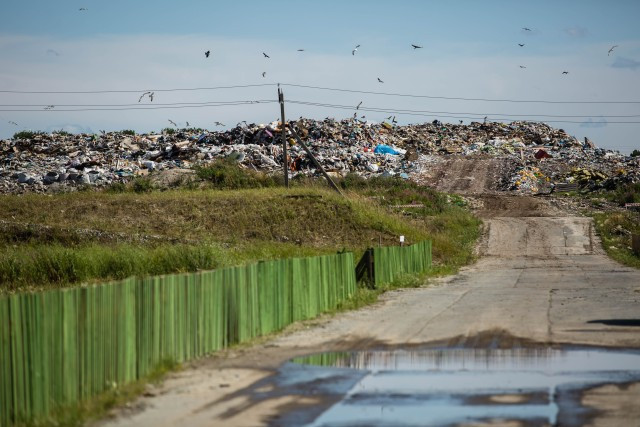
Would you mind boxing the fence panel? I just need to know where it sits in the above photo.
[0,249,363,425]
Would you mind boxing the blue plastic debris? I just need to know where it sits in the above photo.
[374,144,400,155]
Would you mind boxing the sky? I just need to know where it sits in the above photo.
[1,0,639,153]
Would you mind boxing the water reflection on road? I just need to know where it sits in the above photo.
[288,348,640,426]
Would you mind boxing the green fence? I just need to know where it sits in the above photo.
[0,252,356,426]
[372,240,432,287]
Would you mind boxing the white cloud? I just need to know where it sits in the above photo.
[611,56,640,70]
[564,26,589,38]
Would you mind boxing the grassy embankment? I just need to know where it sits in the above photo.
[1,161,480,293]
[590,182,640,268]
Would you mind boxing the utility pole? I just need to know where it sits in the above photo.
[278,86,289,188]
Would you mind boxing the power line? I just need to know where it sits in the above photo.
[0,83,277,95]
[281,83,640,105]
[0,100,275,108]
[287,100,640,119]
[0,100,276,112]
[287,100,640,124]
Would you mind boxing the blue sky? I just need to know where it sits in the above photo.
[1,0,639,152]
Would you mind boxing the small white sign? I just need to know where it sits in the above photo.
[399,235,405,243]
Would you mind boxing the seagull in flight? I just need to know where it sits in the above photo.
[522,27,531,31]
[186,121,190,127]
[214,121,225,126]
[168,119,177,127]
[205,50,210,58]
[518,43,525,47]
[297,49,304,51]
[79,7,87,11]
[262,72,266,78]
[138,91,154,102]
[46,49,60,56]
[519,65,526,68]
[44,105,55,110]
[608,45,618,56]
[263,52,270,58]
[377,77,384,83]
[411,44,423,49]
[8,121,18,126]
[352,44,360,55]
[356,101,362,110]
[562,71,569,74]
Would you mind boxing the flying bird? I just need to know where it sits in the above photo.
[356,101,362,110]
[297,49,305,51]
[377,77,384,83]
[562,71,569,74]
[46,49,60,56]
[168,119,177,127]
[608,45,618,56]
[522,27,531,31]
[8,121,18,126]
[411,44,423,49]
[391,116,397,124]
[205,50,210,58]
[214,121,225,126]
[352,44,360,55]
[44,105,54,110]
[138,91,153,102]
[186,121,190,127]
[79,7,87,11]
[263,52,270,58]
[262,72,266,78]
[518,43,525,47]
[519,65,526,68]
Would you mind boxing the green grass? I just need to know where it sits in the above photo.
[593,211,640,269]
[0,173,480,293]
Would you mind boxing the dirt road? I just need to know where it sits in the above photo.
[99,194,640,427]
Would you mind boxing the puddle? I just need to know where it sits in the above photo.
[287,348,640,426]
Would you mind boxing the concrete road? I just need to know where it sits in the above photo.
[99,215,640,426]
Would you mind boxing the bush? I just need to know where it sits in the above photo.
[13,130,44,139]
[162,127,175,135]
[194,158,277,189]
[631,149,640,157]
[131,177,154,193]
[120,129,136,136]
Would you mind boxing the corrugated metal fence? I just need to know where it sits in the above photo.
[373,240,433,287]
[0,252,356,426]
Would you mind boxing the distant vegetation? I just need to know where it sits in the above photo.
[12,130,44,139]
[593,211,640,269]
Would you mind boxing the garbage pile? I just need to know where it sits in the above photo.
[0,118,638,194]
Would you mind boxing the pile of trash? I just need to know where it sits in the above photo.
[0,118,638,194]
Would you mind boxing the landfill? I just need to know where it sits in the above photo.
[1,119,638,194]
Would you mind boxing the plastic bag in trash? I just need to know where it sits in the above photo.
[374,144,400,155]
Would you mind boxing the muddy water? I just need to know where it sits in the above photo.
[288,348,640,426]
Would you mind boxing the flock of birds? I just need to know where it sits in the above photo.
[6,18,624,130]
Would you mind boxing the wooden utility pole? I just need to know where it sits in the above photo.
[278,86,289,188]
[289,124,344,196]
